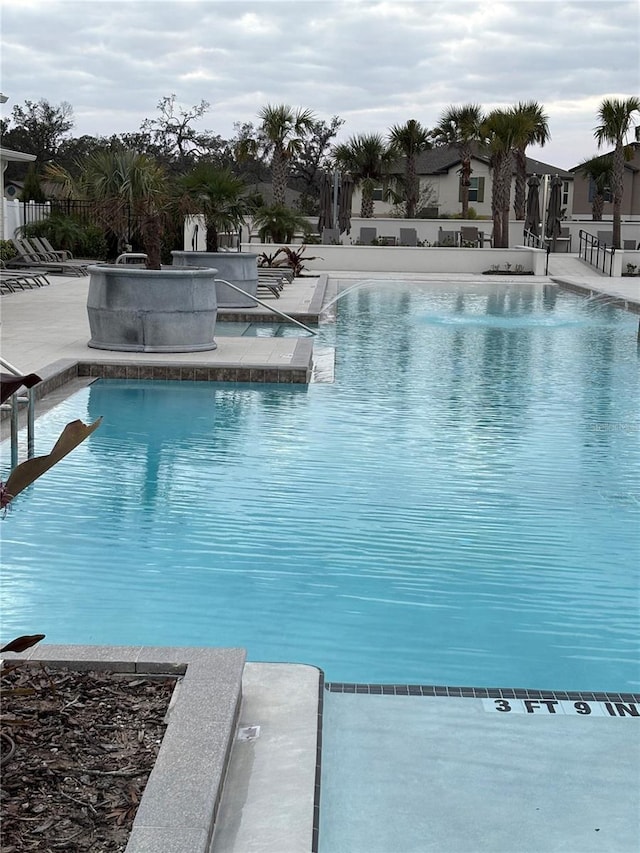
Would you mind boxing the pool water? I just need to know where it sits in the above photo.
[2,282,639,690]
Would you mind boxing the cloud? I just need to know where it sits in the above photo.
[1,0,638,169]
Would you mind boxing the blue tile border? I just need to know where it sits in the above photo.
[325,682,640,703]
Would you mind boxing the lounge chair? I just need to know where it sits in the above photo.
[8,238,87,276]
[257,268,296,298]
[1,259,50,289]
[28,236,91,272]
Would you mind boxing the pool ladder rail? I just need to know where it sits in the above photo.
[0,357,40,470]
[216,278,317,336]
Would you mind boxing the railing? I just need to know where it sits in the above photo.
[523,229,544,249]
[215,278,316,336]
[0,357,37,469]
[578,230,615,276]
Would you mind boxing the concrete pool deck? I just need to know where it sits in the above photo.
[1,260,639,852]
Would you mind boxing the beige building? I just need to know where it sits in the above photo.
[351,145,574,220]
[570,141,640,222]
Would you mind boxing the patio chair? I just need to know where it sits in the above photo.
[597,231,613,246]
[437,228,458,247]
[359,227,377,245]
[623,240,638,250]
[322,228,340,245]
[460,226,481,247]
[554,227,572,252]
[399,228,417,246]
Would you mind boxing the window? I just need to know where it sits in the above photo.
[588,179,612,203]
[562,181,569,207]
[372,187,384,201]
[459,176,484,203]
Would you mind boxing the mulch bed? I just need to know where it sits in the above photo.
[1,665,177,852]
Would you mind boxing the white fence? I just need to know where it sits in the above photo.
[1,198,51,241]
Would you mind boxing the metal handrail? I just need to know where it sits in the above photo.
[523,229,545,249]
[578,230,615,276]
[0,357,38,468]
[215,278,317,335]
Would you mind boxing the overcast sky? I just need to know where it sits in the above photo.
[2,0,639,170]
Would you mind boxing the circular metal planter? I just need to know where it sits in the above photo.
[171,251,259,308]
[86,265,218,353]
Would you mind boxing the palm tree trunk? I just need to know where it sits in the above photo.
[271,148,287,207]
[491,158,503,249]
[142,211,162,270]
[460,152,471,218]
[361,188,374,218]
[513,147,527,220]
[592,194,604,221]
[500,152,513,248]
[612,143,624,248]
[406,156,417,219]
[205,222,219,252]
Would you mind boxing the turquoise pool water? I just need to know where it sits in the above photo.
[2,282,639,690]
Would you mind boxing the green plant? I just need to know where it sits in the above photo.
[251,204,312,243]
[625,263,638,275]
[20,216,108,260]
[0,240,18,262]
[258,246,320,277]
[47,149,172,269]
[176,164,247,252]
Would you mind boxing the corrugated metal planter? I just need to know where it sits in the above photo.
[87,265,218,353]
[171,251,259,308]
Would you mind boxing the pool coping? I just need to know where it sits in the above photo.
[1,644,246,853]
[553,276,640,313]
[0,343,314,427]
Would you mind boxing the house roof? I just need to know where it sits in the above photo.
[0,146,36,164]
[393,144,573,180]
[568,142,640,174]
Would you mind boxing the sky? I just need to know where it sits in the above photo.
[1,0,639,170]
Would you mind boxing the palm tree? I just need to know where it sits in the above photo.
[387,119,432,218]
[48,148,170,269]
[594,96,640,248]
[431,104,484,217]
[578,155,614,221]
[251,203,312,244]
[177,164,247,252]
[333,133,392,218]
[257,104,316,206]
[510,101,551,220]
[482,109,517,248]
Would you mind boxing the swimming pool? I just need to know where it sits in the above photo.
[2,281,639,690]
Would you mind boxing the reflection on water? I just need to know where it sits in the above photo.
[1,282,639,690]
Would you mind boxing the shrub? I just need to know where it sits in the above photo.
[0,240,17,262]
[20,216,108,260]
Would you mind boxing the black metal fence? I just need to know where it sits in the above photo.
[578,229,615,276]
